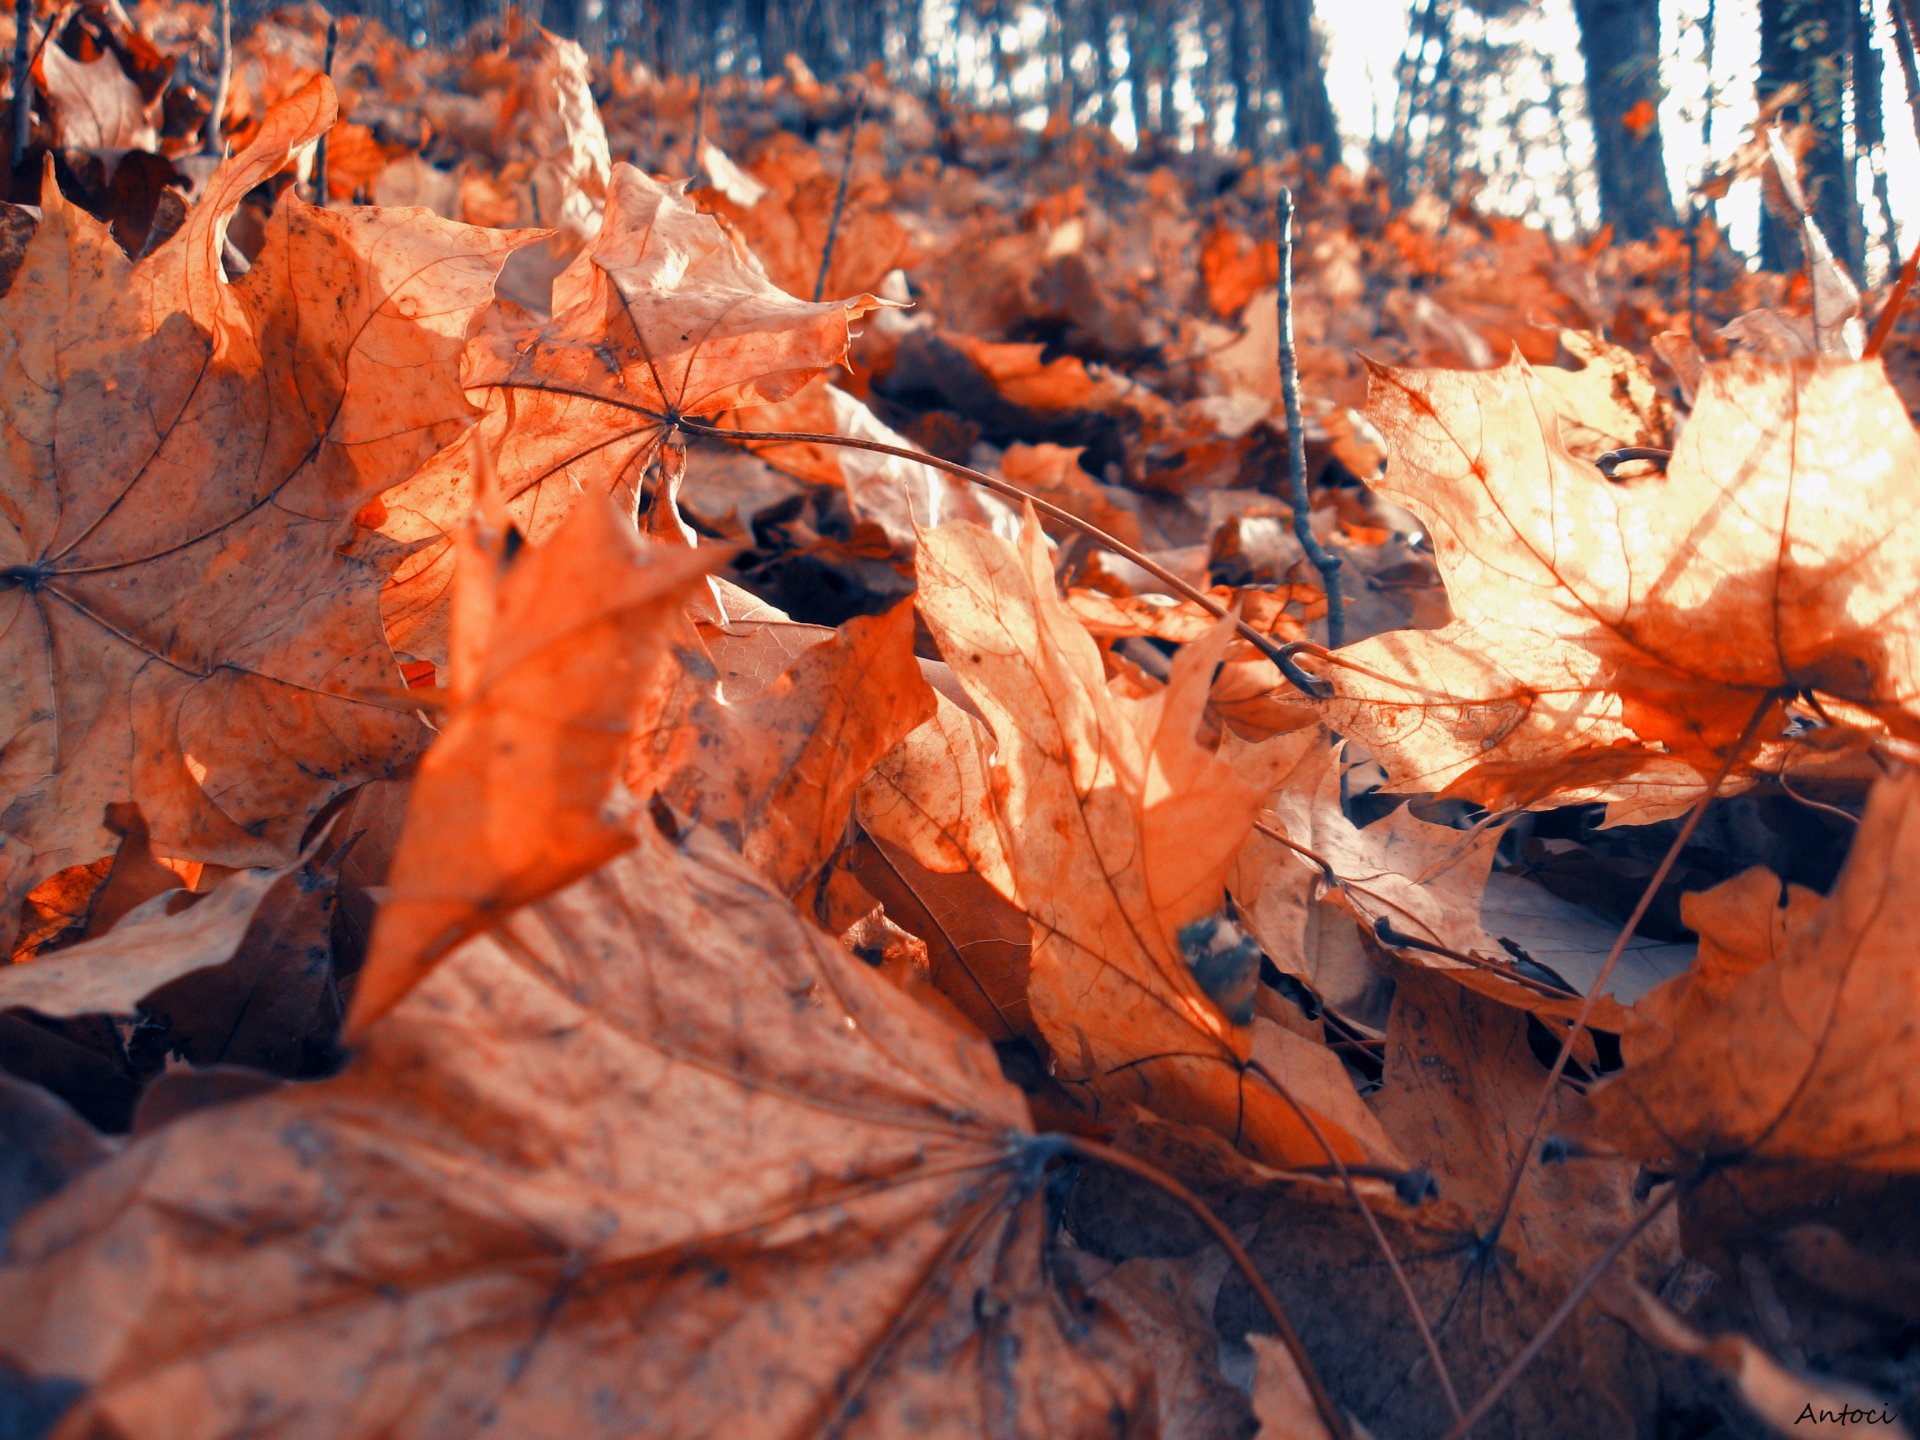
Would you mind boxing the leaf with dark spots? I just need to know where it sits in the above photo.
[0,818,1153,1440]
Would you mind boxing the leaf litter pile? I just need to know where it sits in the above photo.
[2,8,1919,1439]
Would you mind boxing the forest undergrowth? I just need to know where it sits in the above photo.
[0,6,1917,1438]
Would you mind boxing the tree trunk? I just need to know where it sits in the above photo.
[1128,6,1151,142]
[1228,0,1256,152]
[1265,0,1341,171]
[1570,0,1677,240]
[1758,0,1859,273]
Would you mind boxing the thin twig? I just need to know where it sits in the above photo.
[682,418,1333,697]
[1248,1058,1465,1425]
[813,89,867,303]
[10,0,32,171]
[313,13,338,205]
[687,59,707,189]
[1277,186,1344,650]
[1481,690,1780,1246]
[1867,233,1920,355]
[1054,1133,1355,1440]
[204,0,231,155]
[1439,1181,1683,1440]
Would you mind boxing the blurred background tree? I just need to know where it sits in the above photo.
[173,0,1920,276]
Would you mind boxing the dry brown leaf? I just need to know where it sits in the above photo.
[1606,1280,1912,1439]
[1228,733,1502,1019]
[380,166,885,664]
[0,1072,114,1249]
[1218,1171,1663,1440]
[0,814,1156,1440]
[722,377,1020,550]
[1249,1333,1341,1440]
[628,600,936,894]
[0,77,525,949]
[38,43,158,150]
[847,831,1034,1043]
[347,495,717,1032]
[134,844,345,1075]
[0,863,289,1019]
[908,515,1405,1171]
[1532,330,1674,461]
[1317,357,1920,822]
[1090,1256,1253,1440]
[1588,769,1920,1173]
[1616,865,1819,1063]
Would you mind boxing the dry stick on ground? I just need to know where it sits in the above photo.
[686,57,707,189]
[683,418,1335,697]
[1051,1134,1356,1440]
[1277,186,1345,650]
[312,14,339,205]
[204,0,231,154]
[813,89,867,303]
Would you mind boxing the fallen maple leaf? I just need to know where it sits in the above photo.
[627,599,935,895]
[347,494,719,1032]
[0,814,1155,1439]
[903,515,1405,1170]
[1588,769,1920,1173]
[38,42,159,150]
[1316,356,1920,821]
[0,77,525,951]
[0,862,288,1020]
[380,165,885,664]
[1605,1279,1916,1439]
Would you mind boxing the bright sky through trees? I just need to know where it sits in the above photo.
[1319,0,1920,273]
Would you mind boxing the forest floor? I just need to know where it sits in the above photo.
[0,7,1917,1440]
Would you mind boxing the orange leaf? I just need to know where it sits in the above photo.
[0,77,527,950]
[1589,769,1920,1172]
[0,816,1154,1438]
[628,600,937,894]
[348,496,718,1033]
[380,165,885,663]
[1317,355,1920,822]
[906,515,1406,1170]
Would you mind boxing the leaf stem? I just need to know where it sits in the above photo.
[1867,233,1920,357]
[204,0,232,155]
[1277,186,1344,650]
[682,418,1333,697]
[1052,1132,1354,1440]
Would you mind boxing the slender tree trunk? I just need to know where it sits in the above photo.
[1128,5,1151,141]
[1387,0,1440,201]
[1265,0,1341,170]
[1089,0,1113,128]
[1759,0,1858,271]
[1570,0,1677,240]
[1228,0,1254,152]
